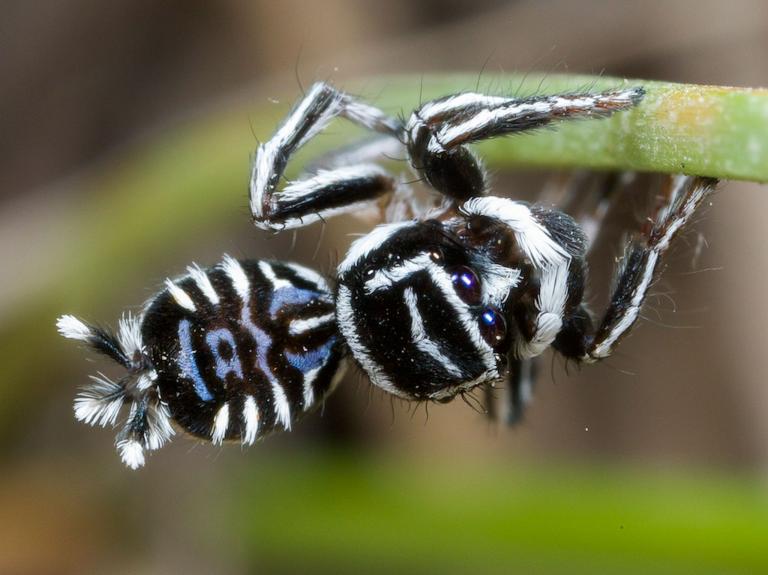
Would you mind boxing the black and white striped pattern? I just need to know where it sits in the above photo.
[404,87,644,201]
[583,176,717,361]
[250,82,403,230]
[57,312,171,469]
[62,81,721,464]
[459,197,585,360]
[407,87,645,153]
[336,221,515,400]
[143,256,342,442]
[59,257,342,468]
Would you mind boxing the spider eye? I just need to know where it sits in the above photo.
[428,247,444,264]
[449,265,481,304]
[479,307,506,348]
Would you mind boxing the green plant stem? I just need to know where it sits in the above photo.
[371,74,768,182]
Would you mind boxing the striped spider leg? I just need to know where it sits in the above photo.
[487,175,717,425]
[405,86,645,200]
[250,82,408,230]
[553,175,718,364]
[489,172,631,425]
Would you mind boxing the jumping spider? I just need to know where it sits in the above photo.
[58,81,716,468]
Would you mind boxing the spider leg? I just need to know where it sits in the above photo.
[579,173,631,253]
[483,357,537,425]
[58,314,174,469]
[482,382,498,421]
[505,357,537,426]
[302,135,428,223]
[405,87,644,201]
[115,393,174,470]
[554,171,632,252]
[426,88,644,151]
[303,134,405,173]
[251,82,403,230]
[255,163,402,230]
[554,175,717,363]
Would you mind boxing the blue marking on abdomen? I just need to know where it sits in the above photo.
[177,319,215,402]
[205,328,244,382]
[269,287,330,317]
[286,337,336,373]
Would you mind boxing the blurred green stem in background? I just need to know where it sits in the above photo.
[222,454,768,574]
[4,73,768,433]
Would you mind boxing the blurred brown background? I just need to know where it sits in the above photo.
[2,1,768,574]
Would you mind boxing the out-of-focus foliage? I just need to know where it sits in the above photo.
[225,455,768,574]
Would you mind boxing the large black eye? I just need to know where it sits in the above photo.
[479,307,506,348]
[449,265,481,304]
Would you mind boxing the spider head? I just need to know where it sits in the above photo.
[335,208,568,402]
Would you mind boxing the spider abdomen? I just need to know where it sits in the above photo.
[141,257,342,444]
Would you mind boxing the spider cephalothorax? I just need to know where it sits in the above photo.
[334,199,589,402]
[58,81,716,467]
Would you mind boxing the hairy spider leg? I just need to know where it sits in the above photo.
[545,171,635,251]
[505,357,537,425]
[250,82,407,230]
[553,175,717,363]
[490,173,624,425]
[405,87,645,201]
[486,171,640,425]
[303,134,406,173]
[57,314,173,469]
[302,134,430,223]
